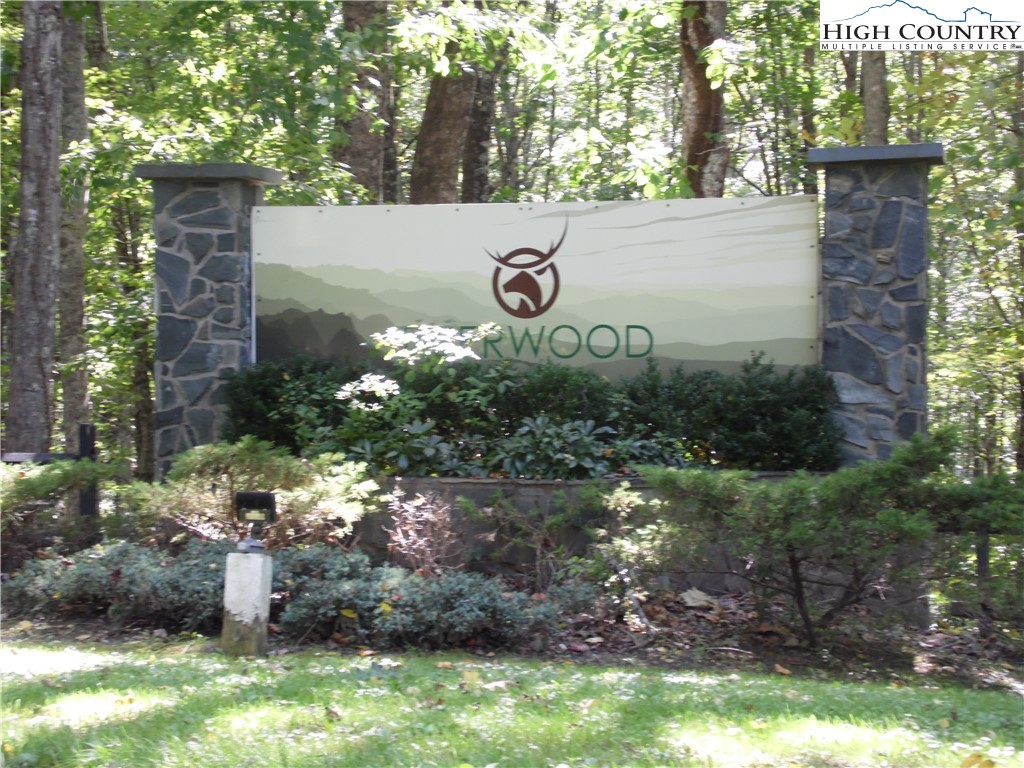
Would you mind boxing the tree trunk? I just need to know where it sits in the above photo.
[335,0,391,203]
[111,199,155,481]
[679,1,727,198]
[409,42,477,204]
[60,5,91,458]
[461,63,499,203]
[1013,52,1024,472]
[6,1,63,454]
[861,51,889,145]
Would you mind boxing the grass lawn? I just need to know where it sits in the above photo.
[1,633,1021,768]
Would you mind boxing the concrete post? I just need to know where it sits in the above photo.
[808,144,944,465]
[135,163,283,476]
[221,552,274,657]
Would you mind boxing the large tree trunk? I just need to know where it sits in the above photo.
[679,1,728,198]
[6,1,63,453]
[60,5,90,457]
[335,0,391,203]
[409,42,476,204]
[861,51,890,145]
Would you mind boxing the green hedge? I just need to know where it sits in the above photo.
[223,353,842,476]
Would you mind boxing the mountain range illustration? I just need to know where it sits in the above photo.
[828,1,1016,23]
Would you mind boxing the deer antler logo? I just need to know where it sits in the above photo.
[488,222,567,319]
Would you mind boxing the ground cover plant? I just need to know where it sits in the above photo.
[1,624,1021,768]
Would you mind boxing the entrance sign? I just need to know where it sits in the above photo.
[253,197,818,376]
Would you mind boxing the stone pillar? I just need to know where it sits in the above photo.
[808,144,944,464]
[135,163,282,475]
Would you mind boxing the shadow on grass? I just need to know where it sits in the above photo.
[2,639,1021,768]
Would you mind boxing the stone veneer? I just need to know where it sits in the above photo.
[136,163,282,475]
[809,144,944,464]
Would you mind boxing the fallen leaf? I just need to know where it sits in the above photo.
[339,608,358,619]
[358,649,375,657]
[681,588,715,609]
[462,670,481,686]
[435,661,454,669]
[774,664,792,676]
[584,636,604,645]
[939,718,950,728]
[325,704,344,720]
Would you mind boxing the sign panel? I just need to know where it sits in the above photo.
[253,197,819,377]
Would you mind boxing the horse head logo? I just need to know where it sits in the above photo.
[489,222,567,319]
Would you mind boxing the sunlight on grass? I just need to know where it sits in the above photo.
[0,646,114,677]
[40,691,173,728]
[659,716,938,767]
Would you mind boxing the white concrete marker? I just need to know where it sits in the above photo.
[221,552,273,656]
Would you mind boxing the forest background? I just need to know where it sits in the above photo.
[1,0,1021,484]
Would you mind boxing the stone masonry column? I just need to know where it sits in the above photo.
[808,144,944,464]
[136,163,282,475]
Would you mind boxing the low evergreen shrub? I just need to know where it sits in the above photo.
[4,539,233,633]
[4,539,584,650]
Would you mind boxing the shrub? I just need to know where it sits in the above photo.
[501,361,621,426]
[385,489,467,577]
[113,439,381,547]
[5,539,585,651]
[1,461,114,571]
[619,355,841,471]
[459,489,593,592]
[222,355,362,454]
[3,539,232,633]
[633,431,957,647]
[222,325,842,475]
[273,545,395,642]
[374,570,538,649]
[490,416,615,480]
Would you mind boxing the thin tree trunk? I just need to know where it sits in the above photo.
[462,63,498,203]
[679,1,727,198]
[7,1,63,454]
[84,0,107,68]
[800,28,818,195]
[861,51,889,145]
[60,5,90,459]
[1013,53,1024,471]
[787,550,817,649]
